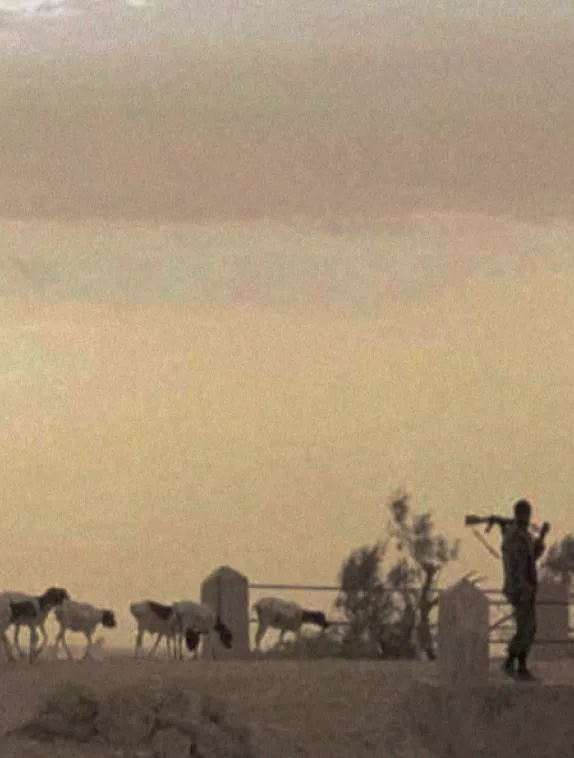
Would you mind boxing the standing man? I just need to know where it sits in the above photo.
[501,499,550,681]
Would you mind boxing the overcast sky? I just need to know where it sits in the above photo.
[0,214,572,648]
[1,4,572,650]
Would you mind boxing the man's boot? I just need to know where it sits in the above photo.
[515,651,537,681]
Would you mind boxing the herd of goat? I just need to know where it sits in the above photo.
[0,587,330,662]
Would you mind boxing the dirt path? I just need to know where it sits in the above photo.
[0,658,573,757]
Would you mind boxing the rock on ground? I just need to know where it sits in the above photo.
[4,679,255,758]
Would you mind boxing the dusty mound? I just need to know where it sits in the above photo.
[388,681,574,758]
[3,679,254,757]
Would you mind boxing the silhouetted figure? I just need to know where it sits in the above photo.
[501,499,550,681]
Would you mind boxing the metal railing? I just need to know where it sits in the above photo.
[248,582,574,644]
[250,583,341,591]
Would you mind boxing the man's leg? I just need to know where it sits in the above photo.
[507,593,537,680]
[502,595,519,676]
[516,595,537,679]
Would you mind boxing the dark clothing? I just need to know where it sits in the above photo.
[506,591,537,657]
[501,522,545,659]
[502,522,543,597]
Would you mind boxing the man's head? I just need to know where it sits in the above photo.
[513,498,532,529]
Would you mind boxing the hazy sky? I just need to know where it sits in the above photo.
[0,214,573,647]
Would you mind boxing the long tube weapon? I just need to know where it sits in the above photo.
[465,514,542,534]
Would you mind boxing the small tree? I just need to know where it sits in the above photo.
[335,490,460,659]
[335,542,395,657]
[386,490,461,568]
[386,490,460,659]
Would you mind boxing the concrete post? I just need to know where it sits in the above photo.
[437,578,490,685]
[200,566,250,660]
[530,577,570,660]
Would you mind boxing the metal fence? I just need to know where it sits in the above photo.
[248,582,574,644]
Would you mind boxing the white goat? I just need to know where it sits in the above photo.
[0,587,70,661]
[53,600,116,660]
[130,600,181,659]
[252,597,329,650]
[0,598,38,662]
[171,600,233,660]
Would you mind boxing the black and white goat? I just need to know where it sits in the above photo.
[252,597,329,650]
[172,600,233,660]
[130,600,189,659]
[53,600,116,660]
[0,599,37,662]
[0,587,70,661]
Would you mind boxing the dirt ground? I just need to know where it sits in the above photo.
[0,657,573,757]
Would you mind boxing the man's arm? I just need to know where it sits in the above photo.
[533,521,550,561]
[533,539,545,561]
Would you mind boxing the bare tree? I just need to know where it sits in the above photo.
[335,490,460,659]
[417,562,440,660]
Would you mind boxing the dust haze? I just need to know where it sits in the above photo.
[1,3,573,221]
[0,0,573,654]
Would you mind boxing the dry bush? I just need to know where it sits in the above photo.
[6,679,256,758]
[387,681,574,758]
[252,628,384,660]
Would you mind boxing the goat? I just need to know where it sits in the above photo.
[252,597,329,650]
[172,600,233,660]
[53,600,116,660]
[130,600,183,659]
[182,627,201,659]
[0,587,69,661]
[0,600,37,662]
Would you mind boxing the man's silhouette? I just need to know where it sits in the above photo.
[501,499,549,681]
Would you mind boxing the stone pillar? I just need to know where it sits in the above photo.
[437,578,490,685]
[530,577,570,660]
[200,566,250,660]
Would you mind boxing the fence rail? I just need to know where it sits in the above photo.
[248,581,574,645]
[250,582,574,597]
[250,583,341,591]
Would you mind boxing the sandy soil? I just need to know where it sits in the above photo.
[0,657,573,757]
